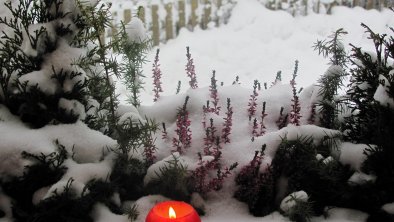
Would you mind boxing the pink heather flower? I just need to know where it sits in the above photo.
[248,80,259,119]
[172,96,192,154]
[152,49,163,102]
[186,47,198,89]
[191,152,237,194]
[222,98,233,143]
[209,71,221,115]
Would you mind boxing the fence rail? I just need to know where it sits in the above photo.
[106,0,393,46]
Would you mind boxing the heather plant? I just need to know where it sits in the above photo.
[204,118,217,155]
[185,46,198,89]
[234,145,276,216]
[190,152,238,195]
[248,80,259,119]
[209,70,221,114]
[221,98,233,143]
[172,96,192,154]
[152,49,163,102]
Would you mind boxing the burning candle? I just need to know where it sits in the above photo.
[146,201,201,222]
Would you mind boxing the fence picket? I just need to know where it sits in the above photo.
[151,5,160,46]
[178,0,186,33]
[165,3,174,41]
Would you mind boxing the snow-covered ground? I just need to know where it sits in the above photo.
[1,0,394,221]
[116,0,394,105]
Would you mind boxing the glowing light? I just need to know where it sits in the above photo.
[169,206,176,219]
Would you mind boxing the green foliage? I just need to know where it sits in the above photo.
[314,28,348,67]
[29,178,122,222]
[117,22,150,107]
[110,156,147,202]
[145,154,191,202]
[314,29,348,129]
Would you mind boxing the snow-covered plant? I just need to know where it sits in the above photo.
[314,28,348,129]
[0,0,107,128]
[221,98,233,143]
[172,96,192,154]
[280,191,313,222]
[289,61,302,126]
[118,18,150,107]
[185,46,198,89]
[1,142,68,219]
[341,23,394,217]
[209,70,221,114]
[152,49,163,102]
[248,80,259,119]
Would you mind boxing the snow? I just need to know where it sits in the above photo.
[125,17,149,43]
[382,202,394,214]
[280,190,309,213]
[1,0,393,221]
[91,203,129,222]
[115,0,394,106]
[374,74,394,107]
[338,142,370,171]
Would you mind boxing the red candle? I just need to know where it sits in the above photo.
[146,201,201,222]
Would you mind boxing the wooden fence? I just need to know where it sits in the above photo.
[107,0,393,46]
[108,0,232,46]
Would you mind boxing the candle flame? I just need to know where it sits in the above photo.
[169,206,176,219]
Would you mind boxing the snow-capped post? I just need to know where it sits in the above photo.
[209,70,220,114]
[222,98,233,143]
[152,49,163,102]
[289,60,302,126]
[172,96,192,154]
[185,46,198,89]
[248,80,259,119]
